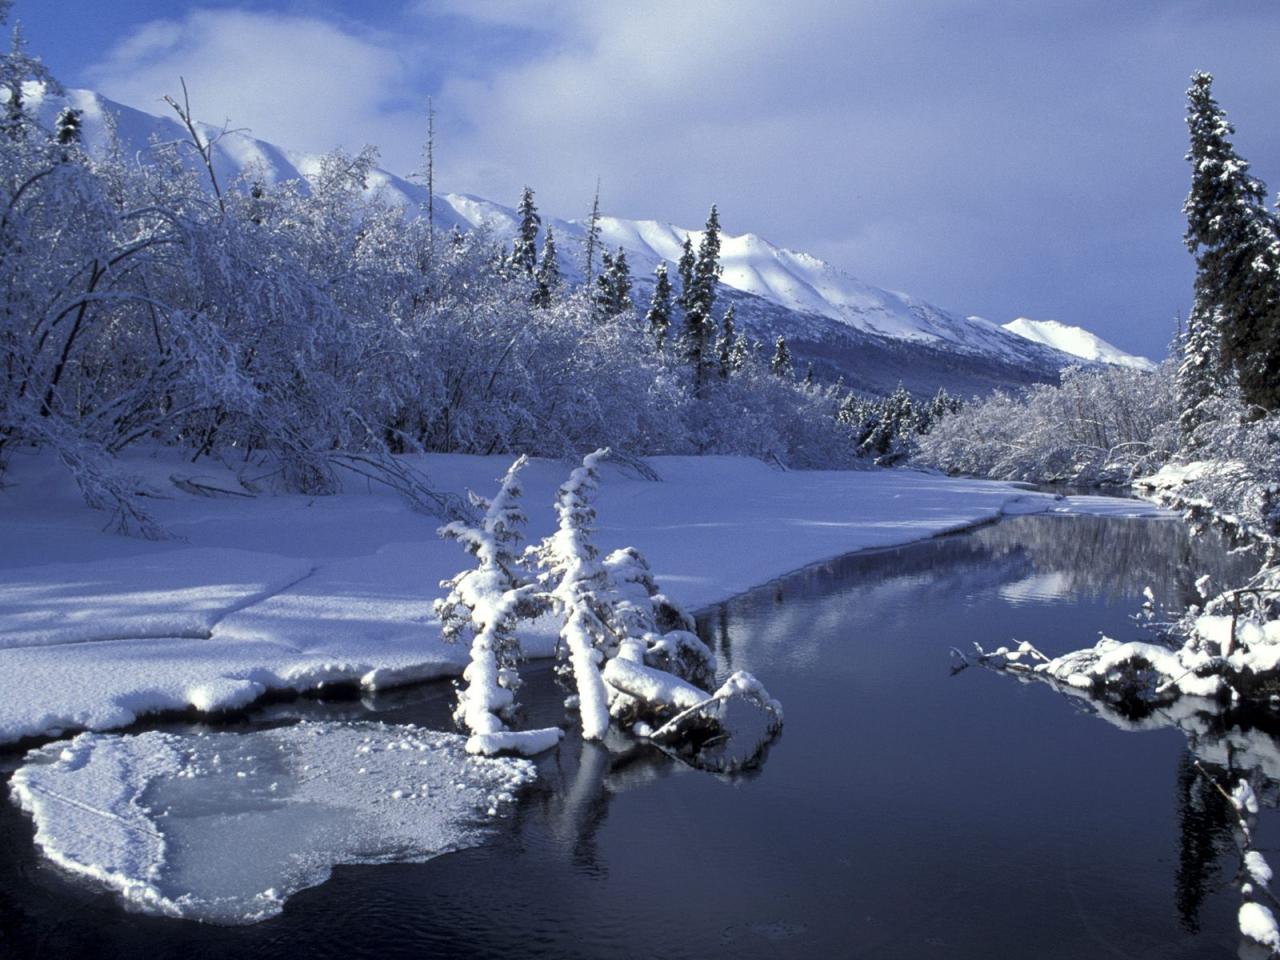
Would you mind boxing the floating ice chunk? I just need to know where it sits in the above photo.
[10,721,535,924]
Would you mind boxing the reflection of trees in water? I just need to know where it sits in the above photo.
[1174,752,1233,933]
[511,729,769,878]
[694,515,1258,678]
[971,516,1260,608]
[1028,680,1280,938]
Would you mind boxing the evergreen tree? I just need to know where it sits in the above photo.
[771,335,793,377]
[610,247,632,311]
[683,207,722,390]
[802,362,815,387]
[2,20,59,139]
[716,304,736,378]
[1183,71,1280,413]
[582,178,602,284]
[532,225,560,308]
[927,387,960,427]
[645,262,673,349]
[594,247,633,319]
[676,234,696,315]
[54,105,80,146]
[837,392,863,428]
[1176,304,1226,447]
[512,186,540,276]
[728,332,751,373]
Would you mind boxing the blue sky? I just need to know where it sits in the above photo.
[14,1,1280,359]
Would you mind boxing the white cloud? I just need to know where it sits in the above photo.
[86,9,419,169]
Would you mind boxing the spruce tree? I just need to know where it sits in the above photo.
[717,304,736,378]
[512,186,540,277]
[54,105,80,146]
[594,247,633,319]
[610,247,632,311]
[1176,304,1226,447]
[645,262,673,349]
[1183,71,1280,412]
[532,225,560,308]
[728,332,751,373]
[770,335,793,377]
[676,234,696,315]
[682,207,723,391]
[2,20,59,139]
[595,250,616,315]
[582,178,602,284]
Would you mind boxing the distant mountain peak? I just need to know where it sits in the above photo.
[1001,318,1156,371]
[29,84,1138,395]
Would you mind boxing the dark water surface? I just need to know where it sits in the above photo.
[0,514,1269,959]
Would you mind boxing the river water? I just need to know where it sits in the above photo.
[0,513,1269,959]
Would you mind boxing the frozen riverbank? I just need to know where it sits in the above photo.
[0,450,1166,744]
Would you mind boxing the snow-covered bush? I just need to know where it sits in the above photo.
[525,450,780,760]
[914,363,1179,484]
[435,456,560,755]
[1140,392,1280,540]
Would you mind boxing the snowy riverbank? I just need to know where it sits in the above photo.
[0,449,1167,745]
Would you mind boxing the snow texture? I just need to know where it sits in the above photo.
[1002,318,1156,370]
[1239,901,1280,950]
[0,449,1155,744]
[10,721,535,924]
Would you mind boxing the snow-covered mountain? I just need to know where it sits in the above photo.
[1000,318,1156,371]
[31,85,1148,396]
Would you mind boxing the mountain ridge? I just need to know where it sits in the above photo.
[27,84,1152,395]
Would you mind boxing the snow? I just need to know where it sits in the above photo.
[601,657,708,711]
[10,721,535,924]
[1246,850,1274,887]
[1002,318,1157,370]
[466,727,564,757]
[33,87,1105,377]
[0,448,1157,744]
[1239,901,1280,950]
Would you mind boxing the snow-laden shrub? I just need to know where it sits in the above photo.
[1140,389,1280,539]
[433,451,781,759]
[435,456,559,755]
[914,364,1179,484]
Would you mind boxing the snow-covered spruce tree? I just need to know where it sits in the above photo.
[1,17,58,139]
[770,336,793,377]
[684,206,723,392]
[53,105,80,146]
[532,225,560,307]
[512,185,540,277]
[645,262,673,350]
[1176,304,1227,448]
[581,178,602,284]
[594,246,632,318]
[435,456,560,756]
[534,451,782,751]
[532,449,616,739]
[717,305,736,379]
[728,331,751,373]
[1183,71,1280,414]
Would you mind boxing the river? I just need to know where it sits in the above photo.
[0,511,1267,958]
